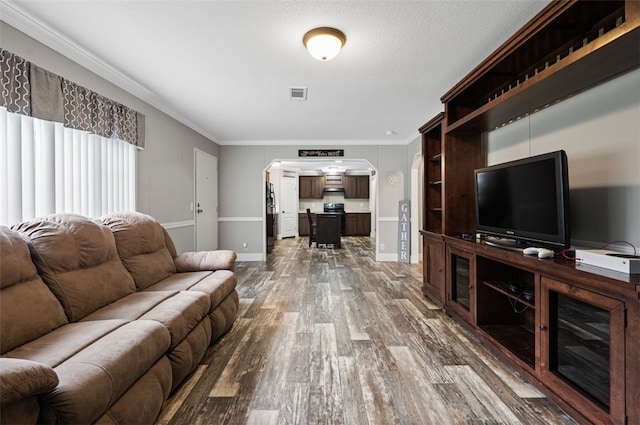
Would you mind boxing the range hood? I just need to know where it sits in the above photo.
[323,187,344,193]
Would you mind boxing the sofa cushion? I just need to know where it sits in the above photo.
[147,270,237,310]
[12,214,136,322]
[5,319,171,425]
[5,320,134,367]
[99,212,177,290]
[81,291,211,350]
[0,227,68,353]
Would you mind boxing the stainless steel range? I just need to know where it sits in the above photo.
[323,203,345,235]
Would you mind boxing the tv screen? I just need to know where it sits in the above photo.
[475,150,570,249]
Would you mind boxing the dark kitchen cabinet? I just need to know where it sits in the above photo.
[345,213,370,236]
[323,172,344,188]
[344,175,369,198]
[345,214,357,236]
[299,176,323,199]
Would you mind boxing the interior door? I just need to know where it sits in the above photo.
[194,149,218,250]
[280,172,297,238]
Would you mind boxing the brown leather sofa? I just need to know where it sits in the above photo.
[0,213,238,425]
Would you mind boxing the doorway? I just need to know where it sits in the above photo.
[194,149,218,251]
[263,159,378,259]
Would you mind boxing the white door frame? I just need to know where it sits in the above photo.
[194,148,218,251]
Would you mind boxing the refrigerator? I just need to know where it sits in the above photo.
[266,182,276,254]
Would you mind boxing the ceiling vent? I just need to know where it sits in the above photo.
[289,87,307,101]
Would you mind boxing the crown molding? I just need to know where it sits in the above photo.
[0,0,220,144]
[218,135,419,146]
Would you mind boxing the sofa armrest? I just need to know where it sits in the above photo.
[174,250,236,272]
[0,358,58,405]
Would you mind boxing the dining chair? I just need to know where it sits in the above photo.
[306,208,317,247]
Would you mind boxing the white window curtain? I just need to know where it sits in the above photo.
[0,106,136,226]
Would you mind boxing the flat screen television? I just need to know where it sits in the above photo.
[475,150,570,250]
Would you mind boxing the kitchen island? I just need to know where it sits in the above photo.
[315,213,341,248]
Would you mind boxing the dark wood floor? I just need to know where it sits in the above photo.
[156,237,577,425]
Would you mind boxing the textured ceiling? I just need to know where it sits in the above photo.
[1,0,551,145]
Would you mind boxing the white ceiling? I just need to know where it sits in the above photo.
[1,0,550,146]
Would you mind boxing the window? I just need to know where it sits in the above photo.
[0,107,136,226]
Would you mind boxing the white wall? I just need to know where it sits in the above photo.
[487,68,640,252]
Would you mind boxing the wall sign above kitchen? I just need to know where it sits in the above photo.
[298,149,344,157]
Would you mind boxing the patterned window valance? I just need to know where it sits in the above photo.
[0,48,145,147]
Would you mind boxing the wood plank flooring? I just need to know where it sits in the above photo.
[156,237,577,425]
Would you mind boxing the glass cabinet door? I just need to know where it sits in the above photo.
[540,277,625,424]
[446,246,475,323]
[452,254,471,310]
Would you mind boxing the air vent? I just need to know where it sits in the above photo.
[289,87,307,101]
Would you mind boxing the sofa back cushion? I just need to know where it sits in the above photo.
[99,212,177,290]
[0,227,68,353]
[12,214,136,322]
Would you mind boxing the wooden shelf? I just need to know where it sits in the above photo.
[446,26,639,134]
[429,154,442,163]
[479,324,535,368]
[421,113,445,235]
[443,1,640,134]
[483,280,535,309]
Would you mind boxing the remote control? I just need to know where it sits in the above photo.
[522,247,555,259]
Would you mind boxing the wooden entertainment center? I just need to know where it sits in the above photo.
[419,1,640,424]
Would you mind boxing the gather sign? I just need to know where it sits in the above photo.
[398,201,410,263]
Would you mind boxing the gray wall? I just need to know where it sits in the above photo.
[487,68,640,252]
[218,145,266,258]
[2,22,220,253]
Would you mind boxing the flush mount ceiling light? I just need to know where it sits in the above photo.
[303,27,346,61]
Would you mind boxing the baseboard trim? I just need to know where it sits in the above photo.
[236,253,264,261]
[376,253,400,262]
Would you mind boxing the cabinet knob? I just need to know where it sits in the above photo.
[468,285,473,290]
[539,325,546,331]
